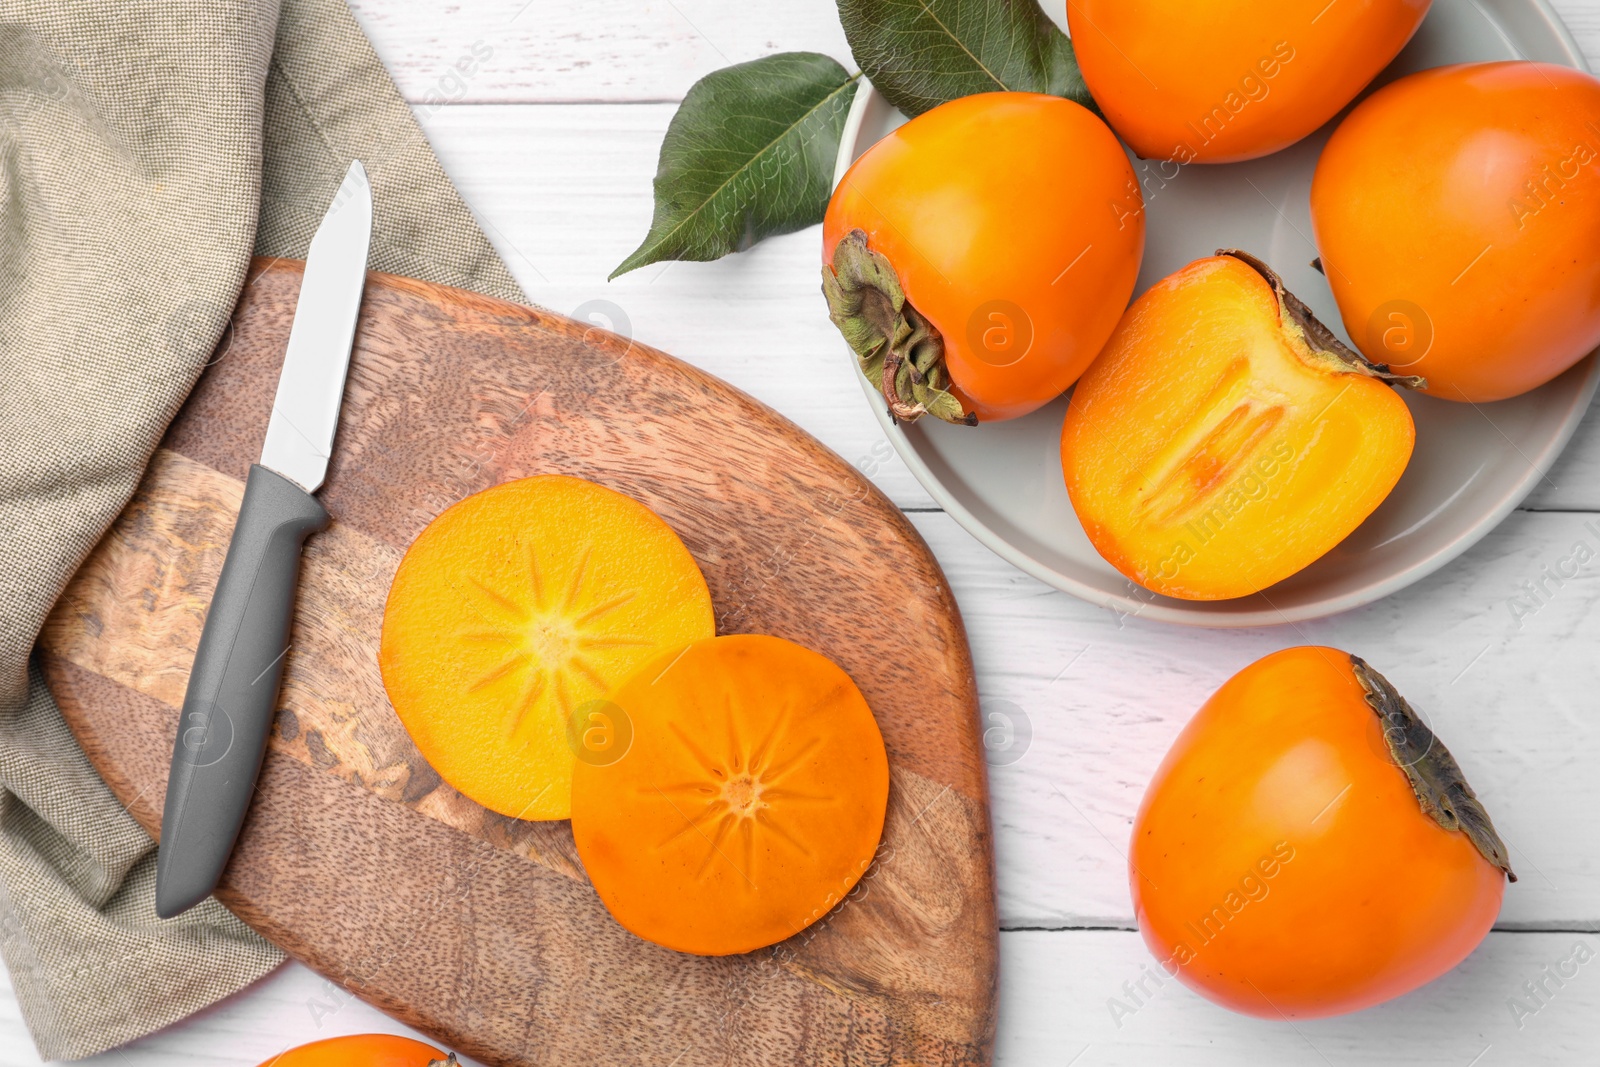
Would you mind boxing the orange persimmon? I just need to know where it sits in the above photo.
[823,91,1143,424]
[379,475,714,821]
[1061,252,1417,600]
[1131,647,1513,1018]
[1066,0,1430,163]
[1312,61,1600,401]
[257,1034,453,1066]
[570,634,889,956]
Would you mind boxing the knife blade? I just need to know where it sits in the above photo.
[154,161,372,919]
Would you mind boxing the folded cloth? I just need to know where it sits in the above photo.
[0,0,524,1057]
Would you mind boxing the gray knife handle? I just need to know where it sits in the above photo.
[154,464,328,918]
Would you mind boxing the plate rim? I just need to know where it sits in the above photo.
[830,0,1600,628]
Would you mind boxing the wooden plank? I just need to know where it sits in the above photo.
[5,931,1594,1067]
[349,0,1600,108]
[1551,0,1600,66]
[912,508,1600,929]
[997,929,1600,1065]
[348,0,854,105]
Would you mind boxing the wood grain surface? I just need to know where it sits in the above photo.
[37,258,998,1067]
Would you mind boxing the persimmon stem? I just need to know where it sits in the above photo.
[821,229,976,426]
[1221,250,1427,390]
[1350,655,1516,881]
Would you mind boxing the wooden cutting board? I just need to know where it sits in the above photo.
[38,259,998,1066]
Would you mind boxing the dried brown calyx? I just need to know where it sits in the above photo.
[1221,249,1427,390]
[821,229,976,426]
[1351,655,1515,881]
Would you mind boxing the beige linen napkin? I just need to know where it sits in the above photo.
[0,0,523,1057]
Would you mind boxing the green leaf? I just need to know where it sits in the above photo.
[611,52,860,279]
[837,0,1091,118]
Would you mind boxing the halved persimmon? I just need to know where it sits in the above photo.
[1061,253,1418,600]
[1131,647,1512,1018]
[570,634,890,956]
[379,475,714,821]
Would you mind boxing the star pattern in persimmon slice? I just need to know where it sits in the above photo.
[570,635,891,955]
[379,475,714,821]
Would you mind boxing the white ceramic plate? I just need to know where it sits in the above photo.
[832,0,1600,627]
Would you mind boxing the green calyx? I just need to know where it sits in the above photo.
[1351,655,1516,881]
[1222,250,1427,390]
[821,229,976,426]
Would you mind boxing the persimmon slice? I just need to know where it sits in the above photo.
[570,635,890,956]
[257,1034,453,1066]
[1061,252,1418,600]
[379,475,714,821]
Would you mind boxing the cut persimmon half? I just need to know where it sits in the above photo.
[379,475,714,820]
[570,634,890,956]
[1061,252,1420,601]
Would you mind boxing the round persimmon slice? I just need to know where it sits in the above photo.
[379,475,714,821]
[570,634,890,956]
[257,1034,450,1066]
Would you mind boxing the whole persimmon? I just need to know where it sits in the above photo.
[1132,647,1513,1019]
[257,1034,455,1066]
[1061,252,1418,600]
[1067,0,1430,163]
[1312,61,1600,401]
[823,91,1143,423]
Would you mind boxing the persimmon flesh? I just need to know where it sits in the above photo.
[570,635,890,956]
[823,91,1143,423]
[1067,0,1430,163]
[1132,647,1512,1018]
[1312,61,1600,401]
[1061,253,1417,600]
[257,1034,453,1066]
[380,475,714,821]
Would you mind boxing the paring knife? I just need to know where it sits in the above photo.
[155,161,373,919]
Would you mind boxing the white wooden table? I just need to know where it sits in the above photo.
[11,1,1600,1063]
